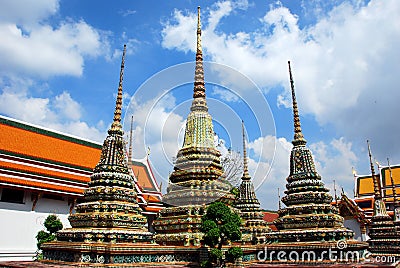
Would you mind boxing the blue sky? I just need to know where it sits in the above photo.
[1,0,399,210]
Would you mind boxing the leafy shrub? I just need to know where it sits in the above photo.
[35,214,63,251]
[226,246,243,262]
[210,248,223,262]
[44,214,63,234]
[201,202,242,266]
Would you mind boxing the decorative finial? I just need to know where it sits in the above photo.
[191,6,207,112]
[128,115,134,162]
[278,187,282,210]
[333,179,338,206]
[288,61,306,146]
[110,44,126,134]
[352,167,357,176]
[367,140,381,198]
[197,6,202,54]
[242,120,250,179]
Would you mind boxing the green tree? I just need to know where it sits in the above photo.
[44,214,63,234]
[35,214,63,260]
[200,202,243,267]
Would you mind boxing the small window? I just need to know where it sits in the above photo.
[0,188,25,204]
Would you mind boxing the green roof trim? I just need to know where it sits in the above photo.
[0,116,103,149]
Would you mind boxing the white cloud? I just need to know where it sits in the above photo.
[161,0,400,168]
[48,120,105,143]
[124,93,186,184]
[119,9,136,17]
[53,91,81,121]
[0,0,109,78]
[0,0,59,25]
[248,135,292,209]
[0,0,110,143]
[0,89,51,123]
[310,137,358,197]
[161,10,197,53]
[212,86,240,102]
[0,78,105,142]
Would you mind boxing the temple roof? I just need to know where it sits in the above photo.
[337,193,369,225]
[0,114,162,213]
[355,165,400,196]
[355,174,375,197]
[262,211,279,231]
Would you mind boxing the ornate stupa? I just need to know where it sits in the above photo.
[366,142,400,257]
[235,121,270,244]
[153,7,234,246]
[42,45,153,264]
[264,61,367,263]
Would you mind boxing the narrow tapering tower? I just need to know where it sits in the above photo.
[235,120,270,244]
[367,142,400,256]
[153,7,234,247]
[128,115,134,162]
[289,61,306,146]
[42,45,153,264]
[264,61,367,264]
[368,141,388,217]
[388,158,400,224]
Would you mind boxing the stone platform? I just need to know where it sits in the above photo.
[250,263,400,268]
[0,261,193,267]
[41,242,207,267]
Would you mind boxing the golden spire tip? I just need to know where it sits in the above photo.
[110,44,126,134]
[242,120,250,179]
[288,61,306,145]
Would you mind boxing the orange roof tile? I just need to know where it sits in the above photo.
[263,211,279,222]
[0,175,84,195]
[0,116,163,211]
[0,159,89,184]
[356,175,374,196]
[131,160,159,192]
[0,117,101,170]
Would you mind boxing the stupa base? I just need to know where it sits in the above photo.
[41,242,264,267]
[154,232,204,247]
[41,242,203,266]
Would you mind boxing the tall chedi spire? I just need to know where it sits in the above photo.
[181,6,214,148]
[241,120,250,179]
[42,45,152,265]
[235,120,270,244]
[153,7,234,247]
[288,61,306,146]
[264,61,367,264]
[128,115,134,163]
[367,141,400,257]
[368,140,388,216]
[162,5,230,203]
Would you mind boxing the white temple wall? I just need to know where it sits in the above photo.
[0,190,71,261]
[343,218,367,241]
